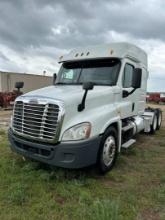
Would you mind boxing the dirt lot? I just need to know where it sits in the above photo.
[0,110,12,129]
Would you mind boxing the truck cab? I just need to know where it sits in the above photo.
[8,43,162,174]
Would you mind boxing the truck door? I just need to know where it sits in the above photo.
[120,61,143,119]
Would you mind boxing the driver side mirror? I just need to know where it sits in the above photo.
[53,73,57,85]
[83,82,94,91]
[15,81,24,92]
[132,68,142,89]
[122,68,142,98]
[78,82,94,112]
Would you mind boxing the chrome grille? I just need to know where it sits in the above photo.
[12,100,61,142]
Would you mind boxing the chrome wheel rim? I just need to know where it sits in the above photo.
[158,113,162,127]
[102,136,116,167]
[153,116,157,130]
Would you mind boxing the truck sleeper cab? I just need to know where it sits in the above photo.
[8,42,162,174]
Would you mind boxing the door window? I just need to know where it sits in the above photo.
[123,63,134,88]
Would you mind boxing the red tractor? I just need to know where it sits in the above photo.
[0,82,24,109]
[146,93,160,103]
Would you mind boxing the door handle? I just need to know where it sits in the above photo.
[132,103,135,111]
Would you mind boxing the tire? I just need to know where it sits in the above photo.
[150,112,158,134]
[156,109,162,130]
[98,126,118,174]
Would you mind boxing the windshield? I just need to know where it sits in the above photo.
[56,59,121,86]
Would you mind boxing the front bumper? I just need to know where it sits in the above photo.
[8,129,101,169]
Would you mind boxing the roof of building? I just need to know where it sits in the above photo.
[0,71,52,77]
[59,42,147,67]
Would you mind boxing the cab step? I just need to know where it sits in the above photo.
[122,139,136,149]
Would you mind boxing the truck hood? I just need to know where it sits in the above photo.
[22,85,115,107]
[19,85,120,140]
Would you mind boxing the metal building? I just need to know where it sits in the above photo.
[0,71,52,93]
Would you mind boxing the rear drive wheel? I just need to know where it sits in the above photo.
[98,127,118,174]
[156,109,162,130]
[150,112,158,134]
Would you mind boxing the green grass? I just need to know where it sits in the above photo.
[0,128,165,220]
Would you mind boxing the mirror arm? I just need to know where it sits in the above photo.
[78,90,88,112]
[123,88,137,98]
[128,88,137,95]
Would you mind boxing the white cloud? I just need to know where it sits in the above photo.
[0,0,165,91]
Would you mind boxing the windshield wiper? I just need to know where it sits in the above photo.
[56,82,82,85]
[56,82,68,85]
[92,83,114,86]
[56,82,114,86]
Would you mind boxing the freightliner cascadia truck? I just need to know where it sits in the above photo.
[8,43,162,174]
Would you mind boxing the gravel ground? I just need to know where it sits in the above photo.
[0,110,12,130]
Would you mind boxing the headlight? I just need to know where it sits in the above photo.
[62,122,91,141]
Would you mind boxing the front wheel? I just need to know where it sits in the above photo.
[98,127,118,174]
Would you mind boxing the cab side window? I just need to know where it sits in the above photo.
[123,63,134,88]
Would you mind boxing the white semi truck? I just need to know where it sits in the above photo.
[8,43,162,174]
